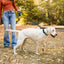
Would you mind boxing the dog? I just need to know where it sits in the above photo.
[6,27,57,55]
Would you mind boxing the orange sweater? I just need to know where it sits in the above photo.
[0,0,18,19]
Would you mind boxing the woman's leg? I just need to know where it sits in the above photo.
[10,11,17,49]
[2,11,10,47]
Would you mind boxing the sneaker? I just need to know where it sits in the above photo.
[4,46,9,48]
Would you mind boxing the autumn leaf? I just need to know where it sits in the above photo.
[57,58,61,62]
[47,58,52,61]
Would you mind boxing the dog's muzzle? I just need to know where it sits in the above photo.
[51,34,57,38]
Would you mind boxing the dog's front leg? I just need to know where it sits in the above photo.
[36,41,40,55]
[14,45,17,55]
[14,40,22,55]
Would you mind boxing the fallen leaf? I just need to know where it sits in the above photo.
[24,56,28,59]
[57,58,61,62]
[0,60,3,62]
[47,58,52,61]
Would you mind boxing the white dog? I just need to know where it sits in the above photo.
[6,27,57,55]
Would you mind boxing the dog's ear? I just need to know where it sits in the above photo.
[46,28,48,33]
[46,29,48,33]
[46,27,51,33]
[37,27,40,29]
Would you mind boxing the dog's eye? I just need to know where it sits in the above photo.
[52,30,54,32]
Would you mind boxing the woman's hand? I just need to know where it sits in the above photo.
[17,10,20,12]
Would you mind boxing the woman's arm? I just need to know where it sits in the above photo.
[13,3,18,11]
[0,1,2,24]
[0,1,2,19]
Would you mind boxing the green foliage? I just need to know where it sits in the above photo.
[15,0,64,25]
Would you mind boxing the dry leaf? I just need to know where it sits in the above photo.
[24,56,28,59]
[47,58,52,61]
[57,58,61,62]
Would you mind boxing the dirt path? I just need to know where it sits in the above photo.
[0,25,64,64]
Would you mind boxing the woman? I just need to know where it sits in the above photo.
[0,0,19,48]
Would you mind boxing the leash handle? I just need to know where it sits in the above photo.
[17,11,21,17]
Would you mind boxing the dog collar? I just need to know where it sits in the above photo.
[43,29,48,36]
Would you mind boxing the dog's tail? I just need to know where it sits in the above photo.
[5,29,20,32]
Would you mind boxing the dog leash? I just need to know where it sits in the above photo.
[17,11,48,36]
[17,11,41,28]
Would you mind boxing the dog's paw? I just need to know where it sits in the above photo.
[14,52,17,55]
[36,52,40,55]
[42,48,45,51]
[23,50,27,52]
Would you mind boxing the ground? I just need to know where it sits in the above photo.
[0,25,64,64]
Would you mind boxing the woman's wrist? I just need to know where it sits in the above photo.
[17,10,20,12]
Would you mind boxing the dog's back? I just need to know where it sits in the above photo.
[18,28,45,41]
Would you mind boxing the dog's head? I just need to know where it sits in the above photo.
[46,27,57,38]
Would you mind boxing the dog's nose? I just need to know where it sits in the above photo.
[56,34,57,36]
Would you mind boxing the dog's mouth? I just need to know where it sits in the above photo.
[50,34,57,38]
